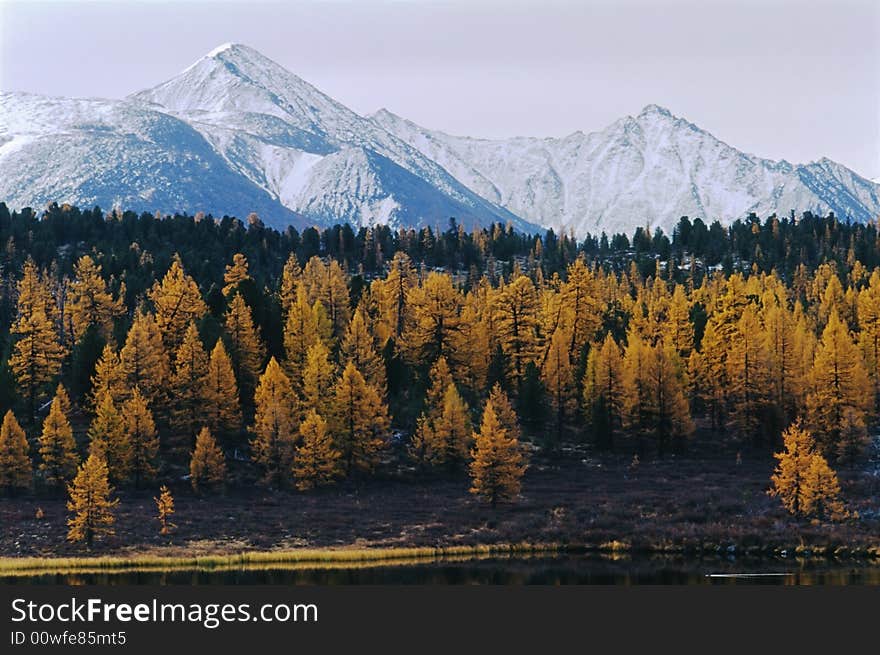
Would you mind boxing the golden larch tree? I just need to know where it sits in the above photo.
[15,259,58,321]
[87,391,132,484]
[371,251,416,346]
[763,299,799,426]
[694,319,727,428]
[409,414,435,467]
[301,340,335,417]
[148,255,207,351]
[120,311,170,408]
[488,383,522,444]
[330,362,390,474]
[541,327,577,447]
[410,356,454,464]
[38,391,79,489]
[313,300,334,347]
[430,383,473,466]
[857,269,880,408]
[469,400,527,507]
[224,292,265,402]
[539,278,565,343]
[630,279,671,346]
[222,253,251,297]
[190,426,227,493]
[90,344,127,407]
[301,255,328,317]
[251,357,298,487]
[401,272,462,365]
[425,357,454,417]
[154,485,176,535]
[448,295,490,395]
[0,410,31,493]
[293,410,342,490]
[68,255,122,341]
[791,308,817,413]
[279,253,303,318]
[10,266,64,421]
[817,272,845,330]
[800,454,846,520]
[322,259,352,342]
[340,308,386,394]
[170,322,209,446]
[666,284,693,358]
[695,275,747,426]
[583,333,624,449]
[302,256,351,341]
[726,304,774,445]
[121,388,159,487]
[769,421,845,520]
[66,451,118,547]
[53,383,72,420]
[769,421,814,518]
[620,331,653,447]
[413,381,472,467]
[560,257,603,361]
[201,339,242,440]
[806,309,872,460]
[283,285,321,391]
[647,340,694,454]
[494,274,542,388]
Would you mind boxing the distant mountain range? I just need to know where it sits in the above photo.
[1,43,878,237]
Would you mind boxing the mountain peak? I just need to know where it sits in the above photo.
[6,47,877,238]
[638,104,674,119]
[205,42,239,58]
[367,107,405,122]
[202,42,273,64]
[131,41,351,130]
[177,43,266,77]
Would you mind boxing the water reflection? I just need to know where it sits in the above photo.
[4,554,880,585]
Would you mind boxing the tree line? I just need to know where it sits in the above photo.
[0,203,876,544]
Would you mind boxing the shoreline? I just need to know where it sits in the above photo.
[4,439,879,570]
[3,540,880,576]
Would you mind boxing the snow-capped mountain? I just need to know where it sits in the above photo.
[1,42,878,237]
[128,43,528,231]
[0,91,306,227]
[372,104,880,236]
[0,43,527,232]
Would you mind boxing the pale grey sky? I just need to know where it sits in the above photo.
[1,0,878,178]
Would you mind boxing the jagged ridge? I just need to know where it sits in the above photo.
[371,104,880,236]
[1,43,877,237]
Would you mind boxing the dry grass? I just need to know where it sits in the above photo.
[3,429,879,563]
[0,542,562,576]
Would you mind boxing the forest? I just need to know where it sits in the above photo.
[0,201,878,551]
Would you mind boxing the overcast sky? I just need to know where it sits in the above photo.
[1,0,878,178]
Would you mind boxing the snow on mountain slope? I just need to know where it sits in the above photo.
[372,104,880,236]
[1,43,876,237]
[0,92,305,228]
[131,43,530,231]
[293,146,498,228]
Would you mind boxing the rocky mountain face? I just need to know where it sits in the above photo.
[2,43,877,237]
[372,104,880,236]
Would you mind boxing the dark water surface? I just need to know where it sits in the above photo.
[4,554,880,585]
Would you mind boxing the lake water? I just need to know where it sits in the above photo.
[4,554,880,585]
